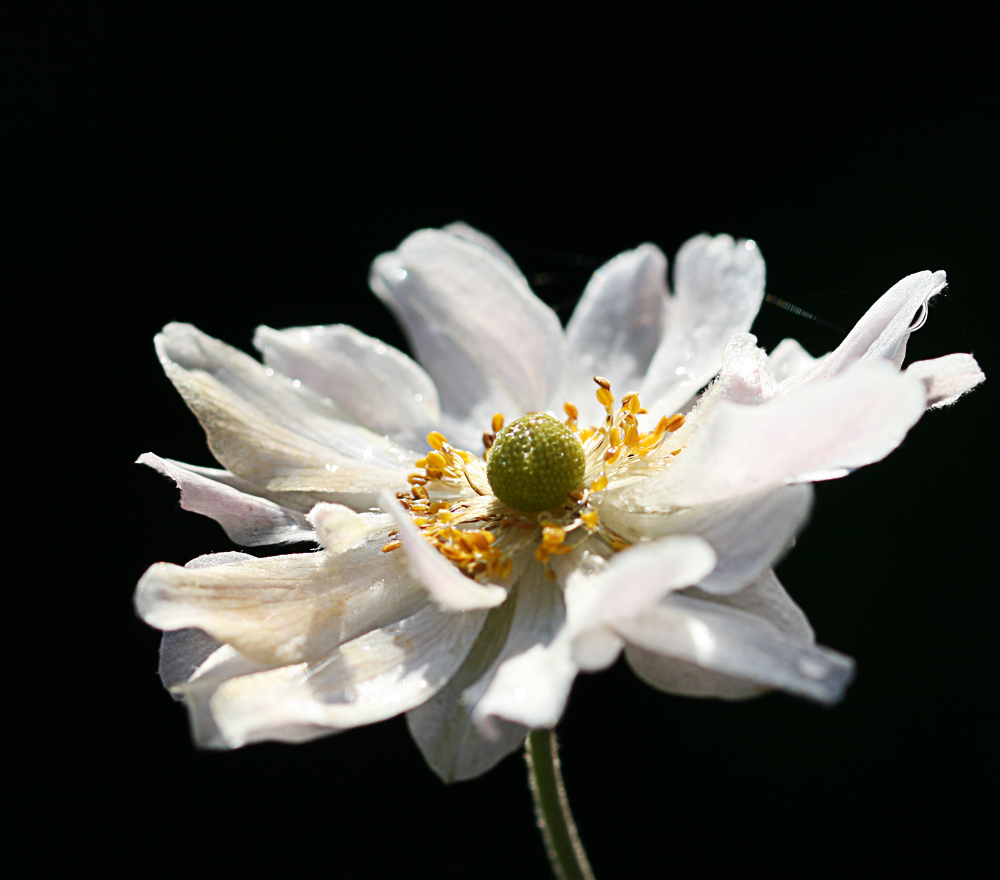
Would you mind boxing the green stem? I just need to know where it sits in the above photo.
[525,728,596,880]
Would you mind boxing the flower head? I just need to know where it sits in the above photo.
[137,223,983,781]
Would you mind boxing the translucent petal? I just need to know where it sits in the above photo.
[783,270,948,392]
[905,353,985,409]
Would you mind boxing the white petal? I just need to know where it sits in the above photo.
[617,590,854,705]
[472,633,576,731]
[209,604,488,748]
[406,567,563,782]
[563,244,668,423]
[156,323,413,506]
[628,361,928,507]
[138,453,315,546]
[382,489,508,611]
[441,221,528,283]
[305,502,367,553]
[599,484,813,594]
[254,323,441,448]
[567,535,717,635]
[768,337,820,382]
[784,270,948,391]
[136,523,427,666]
[905,353,985,409]
[700,332,777,406]
[369,229,567,447]
[640,235,765,415]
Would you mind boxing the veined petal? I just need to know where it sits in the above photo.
[627,361,927,507]
[138,453,315,546]
[564,244,668,424]
[906,353,985,409]
[208,603,488,748]
[254,323,441,448]
[783,270,948,392]
[640,235,765,415]
[156,323,414,506]
[136,519,427,666]
[369,228,567,447]
[407,566,563,783]
[599,484,813,595]
[382,489,508,611]
[619,572,854,705]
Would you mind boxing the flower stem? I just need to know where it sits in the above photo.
[525,728,596,880]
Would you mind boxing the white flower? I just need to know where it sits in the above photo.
[136,222,983,782]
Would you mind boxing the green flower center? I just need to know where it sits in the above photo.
[486,413,586,513]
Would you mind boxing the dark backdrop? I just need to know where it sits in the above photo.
[12,6,995,877]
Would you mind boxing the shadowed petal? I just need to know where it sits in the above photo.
[599,484,813,595]
[407,566,563,783]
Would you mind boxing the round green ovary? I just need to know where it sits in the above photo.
[487,413,586,513]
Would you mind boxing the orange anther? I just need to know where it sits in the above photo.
[492,412,505,433]
[426,431,447,450]
[380,540,403,553]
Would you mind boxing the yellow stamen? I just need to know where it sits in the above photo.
[426,431,447,450]
[492,412,505,433]
[590,474,608,492]
[381,540,403,553]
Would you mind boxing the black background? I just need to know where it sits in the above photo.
[11,6,996,877]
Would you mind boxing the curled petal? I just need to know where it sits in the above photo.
[382,490,508,610]
[784,270,948,391]
[369,228,567,447]
[905,353,985,409]
[138,453,315,546]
